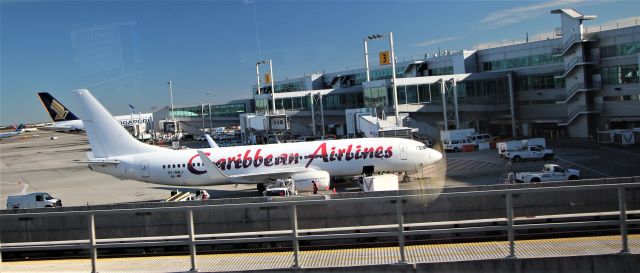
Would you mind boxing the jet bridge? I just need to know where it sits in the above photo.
[346,108,414,138]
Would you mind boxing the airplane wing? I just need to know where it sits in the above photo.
[197,150,307,183]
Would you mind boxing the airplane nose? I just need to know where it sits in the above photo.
[429,149,443,163]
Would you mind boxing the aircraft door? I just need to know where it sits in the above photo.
[141,160,150,178]
[400,144,407,160]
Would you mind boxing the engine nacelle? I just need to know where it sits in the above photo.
[291,170,330,192]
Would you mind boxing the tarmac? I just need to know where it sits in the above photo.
[2,130,640,208]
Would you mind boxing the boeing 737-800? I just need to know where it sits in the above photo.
[74,89,442,192]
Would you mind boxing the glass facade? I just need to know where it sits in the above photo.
[255,99,269,112]
[457,79,509,105]
[517,74,565,91]
[256,80,305,94]
[322,93,363,110]
[397,83,441,104]
[482,53,562,71]
[210,103,246,117]
[363,86,388,107]
[603,94,640,102]
[600,42,640,58]
[172,106,203,117]
[602,65,640,84]
[275,96,311,111]
[428,66,453,76]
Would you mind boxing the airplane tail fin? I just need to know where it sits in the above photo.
[37,92,80,122]
[73,89,165,158]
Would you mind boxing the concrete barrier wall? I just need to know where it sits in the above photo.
[2,177,639,243]
[240,254,640,273]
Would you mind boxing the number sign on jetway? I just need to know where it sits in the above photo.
[264,73,272,84]
[379,51,390,65]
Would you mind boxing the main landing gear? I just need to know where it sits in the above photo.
[257,183,266,195]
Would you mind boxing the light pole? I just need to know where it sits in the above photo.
[257,60,276,114]
[363,32,400,126]
[167,81,175,120]
[207,91,213,133]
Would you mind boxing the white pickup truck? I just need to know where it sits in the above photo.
[504,145,555,162]
[515,164,580,183]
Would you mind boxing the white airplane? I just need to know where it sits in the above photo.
[0,124,25,139]
[74,89,442,193]
[37,92,85,132]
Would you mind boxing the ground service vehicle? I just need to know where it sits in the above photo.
[6,192,62,209]
[515,164,580,183]
[505,145,555,162]
[358,174,399,192]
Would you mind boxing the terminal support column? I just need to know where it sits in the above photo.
[507,73,517,137]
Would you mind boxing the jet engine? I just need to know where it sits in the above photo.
[291,170,330,192]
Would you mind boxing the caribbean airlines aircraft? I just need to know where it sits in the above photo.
[74,89,442,192]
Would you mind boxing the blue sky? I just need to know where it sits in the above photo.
[1,0,638,125]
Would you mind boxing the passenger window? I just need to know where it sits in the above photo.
[36,195,43,202]
[163,165,165,169]
[182,164,186,168]
[173,164,176,168]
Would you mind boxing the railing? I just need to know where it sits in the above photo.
[1,182,638,272]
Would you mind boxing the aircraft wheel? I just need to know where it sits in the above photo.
[257,183,266,194]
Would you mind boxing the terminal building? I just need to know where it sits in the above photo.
[160,9,640,141]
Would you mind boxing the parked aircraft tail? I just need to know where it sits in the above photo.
[73,89,165,158]
[37,92,80,122]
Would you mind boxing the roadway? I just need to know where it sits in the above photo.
[3,234,638,272]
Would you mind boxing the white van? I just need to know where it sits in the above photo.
[6,192,62,209]
[467,134,492,144]
[443,138,471,152]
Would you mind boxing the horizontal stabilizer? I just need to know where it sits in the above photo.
[76,159,120,165]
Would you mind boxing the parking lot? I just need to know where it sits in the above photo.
[1,131,639,208]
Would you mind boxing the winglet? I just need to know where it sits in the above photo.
[204,134,219,148]
[197,150,230,182]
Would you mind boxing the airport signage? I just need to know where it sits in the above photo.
[379,51,390,65]
[264,73,272,84]
[114,113,154,126]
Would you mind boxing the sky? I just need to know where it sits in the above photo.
[1,0,638,125]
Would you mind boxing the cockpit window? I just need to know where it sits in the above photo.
[417,145,428,150]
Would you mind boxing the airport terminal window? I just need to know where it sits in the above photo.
[323,93,363,110]
[602,65,640,85]
[482,53,562,71]
[274,81,305,93]
[600,42,640,58]
[210,103,247,117]
[457,79,508,104]
[172,106,202,117]
[364,86,388,107]
[428,66,453,76]
[255,99,270,112]
[603,94,640,101]
[517,74,564,91]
